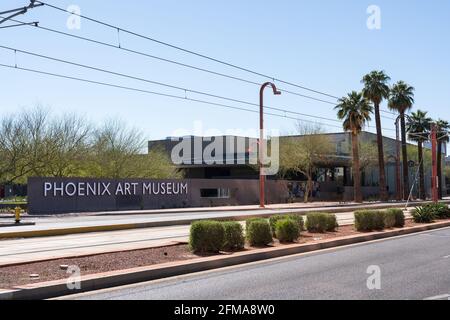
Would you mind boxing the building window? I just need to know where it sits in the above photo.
[200,188,230,199]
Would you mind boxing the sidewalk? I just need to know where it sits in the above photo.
[0,199,447,239]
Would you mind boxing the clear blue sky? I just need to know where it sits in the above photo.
[1,0,449,142]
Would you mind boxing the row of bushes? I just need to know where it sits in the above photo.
[305,213,338,233]
[190,213,338,253]
[412,203,450,223]
[354,209,405,232]
[189,221,245,253]
[190,204,449,253]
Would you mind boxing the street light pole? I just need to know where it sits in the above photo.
[431,123,439,203]
[395,116,402,201]
[259,82,281,208]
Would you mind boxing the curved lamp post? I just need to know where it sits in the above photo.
[259,82,281,208]
[430,122,438,202]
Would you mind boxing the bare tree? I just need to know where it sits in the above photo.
[279,123,333,202]
[0,108,180,183]
[359,141,379,173]
[137,146,183,179]
[44,113,92,177]
[88,119,145,178]
[0,107,50,183]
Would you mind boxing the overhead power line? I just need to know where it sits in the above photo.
[0,21,38,29]
[36,0,341,100]
[0,62,399,140]
[1,15,398,120]
[0,16,341,109]
[0,62,344,129]
[0,44,397,130]
[0,0,43,26]
[34,1,399,117]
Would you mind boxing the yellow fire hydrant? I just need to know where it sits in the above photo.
[14,207,21,224]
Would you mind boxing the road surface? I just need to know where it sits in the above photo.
[67,227,450,300]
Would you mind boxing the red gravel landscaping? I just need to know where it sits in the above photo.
[1,219,448,289]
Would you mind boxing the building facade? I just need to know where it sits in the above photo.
[149,131,446,201]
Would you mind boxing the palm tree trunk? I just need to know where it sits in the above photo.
[374,103,388,201]
[437,141,443,199]
[418,141,426,200]
[352,132,363,203]
[400,112,409,200]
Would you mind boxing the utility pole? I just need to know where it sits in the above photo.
[259,82,281,208]
[0,0,42,26]
[431,123,439,203]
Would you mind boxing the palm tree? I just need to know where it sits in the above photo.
[362,70,391,201]
[436,119,450,199]
[335,91,373,203]
[407,110,432,200]
[388,81,415,200]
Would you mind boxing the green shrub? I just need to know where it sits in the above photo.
[305,213,327,233]
[245,217,265,233]
[275,219,300,243]
[269,214,304,236]
[246,219,273,246]
[290,214,305,231]
[325,214,338,232]
[222,222,245,251]
[354,210,385,231]
[383,210,396,228]
[412,206,436,223]
[427,203,450,219]
[189,221,225,253]
[306,213,337,233]
[386,208,405,228]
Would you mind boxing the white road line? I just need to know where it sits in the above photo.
[424,294,450,300]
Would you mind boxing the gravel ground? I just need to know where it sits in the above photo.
[0,219,437,289]
[0,245,198,288]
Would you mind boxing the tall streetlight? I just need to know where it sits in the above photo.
[259,82,281,208]
[431,122,439,203]
[395,116,402,201]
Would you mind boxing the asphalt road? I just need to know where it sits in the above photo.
[69,227,450,300]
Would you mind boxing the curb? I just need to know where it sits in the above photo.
[2,220,450,300]
[1,200,446,239]
[0,222,36,228]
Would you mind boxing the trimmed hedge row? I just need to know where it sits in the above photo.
[189,221,244,253]
[246,218,273,246]
[269,214,304,236]
[385,209,405,228]
[354,210,385,231]
[275,219,300,243]
[305,213,338,233]
[223,222,245,251]
[189,221,225,253]
[355,209,406,231]
[190,206,420,253]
